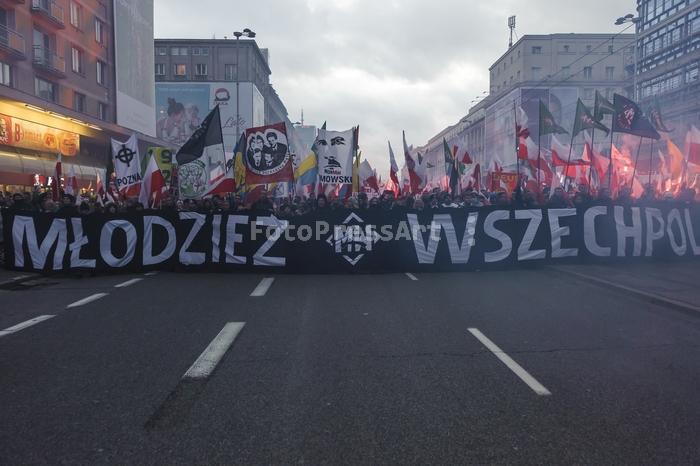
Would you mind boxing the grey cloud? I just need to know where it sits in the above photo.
[155,0,629,175]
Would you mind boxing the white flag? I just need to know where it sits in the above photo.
[315,128,354,185]
[111,133,142,197]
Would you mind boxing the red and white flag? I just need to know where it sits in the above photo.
[359,159,379,192]
[139,153,167,208]
[388,141,400,196]
[403,131,424,194]
[686,125,700,166]
[64,164,78,197]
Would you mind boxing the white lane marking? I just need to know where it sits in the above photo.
[468,328,551,396]
[183,322,246,379]
[250,277,275,297]
[11,275,31,281]
[405,272,418,281]
[144,271,159,276]
[114,278,143,288]
[66,293,109,309]
[0,315,55,338]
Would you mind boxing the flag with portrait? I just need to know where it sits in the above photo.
[243,122,294,185]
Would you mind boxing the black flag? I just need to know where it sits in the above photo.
[612,94,660,140]
[176,106,224,165]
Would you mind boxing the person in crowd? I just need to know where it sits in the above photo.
[637,184,657,204]
[616,186,634,206]
[547,187,572,208]
[316,193,329,212]
[57,194,78,215]
[78,202,92,216]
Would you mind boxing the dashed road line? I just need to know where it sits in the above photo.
[114,278,143,288]
[405,272,418,281]
[468,328,551,396]
[144,271,159,276]
[0,315,55,338]
[183,322,246,379]
[250,277,275,297]
[11,275,32,281]
[66,293,109,309]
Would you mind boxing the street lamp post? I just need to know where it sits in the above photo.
[233,28,256,143]
[615,14,640,100]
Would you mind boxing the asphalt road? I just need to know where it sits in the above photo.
[1,262,700,465]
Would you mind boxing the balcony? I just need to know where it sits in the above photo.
[31,0,65,29]
[32,45,65,77]
[0,24,26,59]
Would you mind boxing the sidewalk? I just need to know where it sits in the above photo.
[551,260,700,313]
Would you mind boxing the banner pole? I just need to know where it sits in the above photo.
[588,129,596,188]
[513,101,520,194]
[631,136,643,185]
[648,139,654,187]
[607,128,615,188]
[563,129,575,191]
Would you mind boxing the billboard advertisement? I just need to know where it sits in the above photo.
[0,113,80,156]
[155,82,265,152]
[114,0,156,137]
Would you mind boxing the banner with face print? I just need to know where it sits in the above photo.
[244,122,294,185]
[315,128,355,185]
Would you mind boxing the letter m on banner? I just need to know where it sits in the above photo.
[12,216,67,270]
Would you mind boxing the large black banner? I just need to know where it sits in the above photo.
[2,205,699,274]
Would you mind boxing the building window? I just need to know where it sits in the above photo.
[224,64,236,81]
[532,46,542,54]
[71,47,84,74]
[586,45,592,52]
[98,102,107,121]
[35,77,57,102]
[171,47,187,56]
[96,60,106,85]
[155,63,165,75]
[156,47,167,56]
[583,66,592,79]
[195,63,207,76]
[583,88,593,100]
[192,47,200,55]
[174,64,187,76]
[531,66,541,80]
[605,66,614,80]
[73,92,86,112]
[202,48,209,56]
[0,62,11,87]
[95,18,105,44]
[70,2,82,29]
[563,45,570,53]
[608,45,614,53]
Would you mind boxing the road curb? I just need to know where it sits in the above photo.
[549,266,700,316]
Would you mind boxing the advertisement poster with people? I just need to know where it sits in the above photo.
[155,82,265,152]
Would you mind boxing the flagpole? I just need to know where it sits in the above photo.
[563,127,576,191]
[631,136,643,185]
[647,139,654,187]
[513,101,520,195]
[607,128,615,188]
[537,121,542,188]
[585,129,594,187]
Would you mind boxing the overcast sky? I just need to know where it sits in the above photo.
[154,0,632,174]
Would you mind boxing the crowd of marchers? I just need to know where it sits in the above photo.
[0,184,697,219]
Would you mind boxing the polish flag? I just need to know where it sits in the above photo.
[686,125,700,166]
[388,141,400,196]
[139,154,166,208]
[551,135,570,166]
[64,164,78,197]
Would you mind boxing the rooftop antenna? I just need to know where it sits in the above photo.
[508,15,516,48]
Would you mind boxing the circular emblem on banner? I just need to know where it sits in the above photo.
[245,128,290,176]
[116,145,136,167]
[178,160,207,198]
